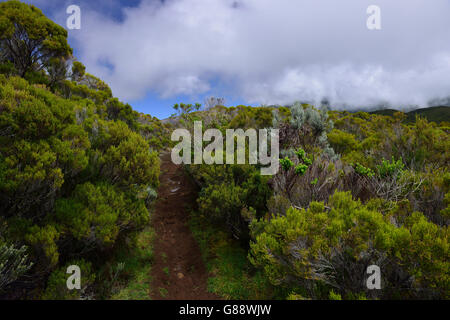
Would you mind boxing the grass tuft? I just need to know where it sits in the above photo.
[189,211,286,300]
[108,226,155,300]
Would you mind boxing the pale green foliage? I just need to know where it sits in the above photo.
[289,102,305,129]
[277,103,337,160]
[0,242,33,290]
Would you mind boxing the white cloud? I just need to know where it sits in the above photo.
[69,0,450,109]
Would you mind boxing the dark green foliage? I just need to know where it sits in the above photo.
[0,65,159,297]
[0,1,72,77]
[54,182,149,248]
[185,111,273,237]
[370,106,450,124]
[0,61,16,76]
[42,259,95,300]
[193,164,271,241]
[71,61,85,82]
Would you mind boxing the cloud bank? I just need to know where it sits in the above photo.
[67,0,450,109]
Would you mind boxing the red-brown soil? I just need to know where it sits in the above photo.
[150,152,219,300]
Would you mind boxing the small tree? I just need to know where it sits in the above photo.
[0,1,73,77]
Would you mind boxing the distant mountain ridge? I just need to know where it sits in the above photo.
[162,105,450,124]
[370,106,450,123]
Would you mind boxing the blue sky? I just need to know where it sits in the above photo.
[14,0,450,118]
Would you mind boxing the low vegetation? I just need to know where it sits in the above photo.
[182,102,449,300]
[0,1,164,299]
[0,0,448,300]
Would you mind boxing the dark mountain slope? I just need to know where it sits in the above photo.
[370,106,450,123]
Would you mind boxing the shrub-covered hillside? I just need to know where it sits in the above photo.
[370,106,450,124]
[0,1,169,299]
[175,103,449,300]
[0,0,448,301]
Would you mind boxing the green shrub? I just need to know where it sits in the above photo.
[280,157,293,171]
[55,182,149,248]
[328,129,359,155]
[354,162,375,177]
[42,259,95,300]
[376,156,405,178]
[249,191,449,299]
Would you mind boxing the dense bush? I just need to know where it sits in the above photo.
[185,102,449,300]
[42,259,95,300]
[0,64,159,297]
[1,1,448,300]
[0,2,167,299]
[0,1,72,77]
[249,191,449,299]
[193,164,271,241]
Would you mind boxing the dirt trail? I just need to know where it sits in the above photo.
[150,152,219,300]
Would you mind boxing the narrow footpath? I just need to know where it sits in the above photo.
[150,152,219,300]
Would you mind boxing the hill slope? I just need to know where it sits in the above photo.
[370,106,450,123]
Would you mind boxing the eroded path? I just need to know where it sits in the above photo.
[150,152,219,300]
